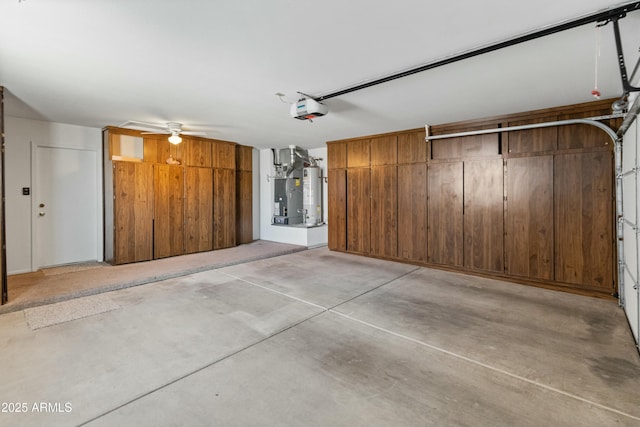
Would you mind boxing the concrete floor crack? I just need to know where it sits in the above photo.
[76,310,326,426]
[328,310,640,423]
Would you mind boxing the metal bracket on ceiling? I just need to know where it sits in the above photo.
[598,13,640,94]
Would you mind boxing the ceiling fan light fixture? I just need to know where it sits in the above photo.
[168,133,182,144]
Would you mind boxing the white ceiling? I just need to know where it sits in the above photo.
[1,0,639,150]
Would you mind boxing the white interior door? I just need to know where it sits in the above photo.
[33,145,98,269]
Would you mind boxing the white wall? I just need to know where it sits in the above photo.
[5,117,102,274]
[258,147,328,247]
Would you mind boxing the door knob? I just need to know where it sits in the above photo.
[39,212,45,216]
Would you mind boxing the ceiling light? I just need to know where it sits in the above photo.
[168,132,182,145]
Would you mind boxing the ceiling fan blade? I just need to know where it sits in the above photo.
[182,131,207,136]
[140,131,170,135]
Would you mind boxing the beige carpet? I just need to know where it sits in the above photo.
[3,240,308,315]
[41,261,108,276]
[24,294,120,330]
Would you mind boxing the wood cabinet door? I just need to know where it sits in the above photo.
[431,129,499,160]
[213,168,237,249]
[347,140,370,168]
[347,168,370,254]
[154,164,185,259]
[398,163,427,262]
[327,142,347,169]
[143,137,184,164]
[113,161,154,264]
[555,152,613,290]
[236,170,253,244]
[507,116,558,154]
[558,107,614,150]
[370,135,397,166]
[397,130,427,164]
[184,138,212,167]
[428,162,463,266]
[464,159,504,273]
[370,165,397,257]
[212,142,236,169]
[185,167,213,254]
[328,168,347,251]
[236,145,253,172]
[505,156,553,279]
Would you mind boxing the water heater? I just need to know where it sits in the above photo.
[271,145,324,227]
[273,173,303,225]
[302,166,323,226]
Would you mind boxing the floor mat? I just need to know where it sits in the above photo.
[24,294,120,330]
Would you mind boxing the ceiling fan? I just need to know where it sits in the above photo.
[119,121,207,144]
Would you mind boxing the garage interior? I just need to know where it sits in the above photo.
[1,1,640,426]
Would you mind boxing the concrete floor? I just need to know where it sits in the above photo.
[0,247,639,426]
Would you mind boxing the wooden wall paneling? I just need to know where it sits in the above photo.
[327,142,347,169]
[236,170,253,244]
[328,168,347,251]
[427,162,463,266]
[236,145,253,171]
[398,163,427,262]
[397,130,427,164]
[347,168,371,254]
[555,152,613,290]
[213,168,237,249]
[184,137,213,167]
[212,141,237,169]
[154,164,185,259]
[113,161,154,264]
[507,116,558,154]
[557,107,614,150]
[370,135,397,166]
[347,139,370,168]
[463,159,504,273]
[370,165,398,257]
[185,166,213,254]
[505,156,554,279]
